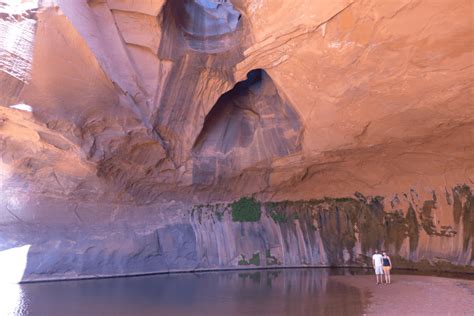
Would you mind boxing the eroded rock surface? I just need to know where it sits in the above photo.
[0,0,473,281]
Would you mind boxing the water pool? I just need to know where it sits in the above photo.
[2,268,370,316]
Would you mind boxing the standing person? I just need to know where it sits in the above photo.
[372,250,384,284]
[382,252,392,284]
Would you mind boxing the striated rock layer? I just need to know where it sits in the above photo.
[0,186,472,282]
[0,0,473,281]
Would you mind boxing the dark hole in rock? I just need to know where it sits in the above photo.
[193,69,264,154]
[192,69,303,185]
[235,68,263,90]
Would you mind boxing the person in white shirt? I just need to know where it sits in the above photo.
[372,249,384,284]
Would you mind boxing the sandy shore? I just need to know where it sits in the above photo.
[331,274,474,315]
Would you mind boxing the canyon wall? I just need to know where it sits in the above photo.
[0,0,473,281]
[1,185,472,282]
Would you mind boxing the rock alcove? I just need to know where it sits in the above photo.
[192,69,303,185]
[0,0,472,282]
[162,0,242,53]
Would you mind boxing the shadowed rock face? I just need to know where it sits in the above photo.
[182,0,241,37]
[192,69,303,185]
[1,186,472,282]
[165,0,242,53]
[0,0,473,280]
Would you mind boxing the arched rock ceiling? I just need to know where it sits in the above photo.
[0,0,473,204]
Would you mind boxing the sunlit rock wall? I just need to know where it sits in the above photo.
[0,0,473,281]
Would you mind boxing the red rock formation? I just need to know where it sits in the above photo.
[0,0,473,281]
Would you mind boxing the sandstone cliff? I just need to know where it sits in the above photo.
[0,0,473,281]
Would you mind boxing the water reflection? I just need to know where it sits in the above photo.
[16,268,366,316]
[0,283,28,316]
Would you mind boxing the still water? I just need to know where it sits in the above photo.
[2,268,369,316]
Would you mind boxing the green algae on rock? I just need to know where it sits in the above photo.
[185,186,473,274]
[239,252,261,266]
[231,197,261,222]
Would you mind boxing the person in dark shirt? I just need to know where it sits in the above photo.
[382,251,392,284]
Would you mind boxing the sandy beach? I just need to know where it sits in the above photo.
[332,274,474,315]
